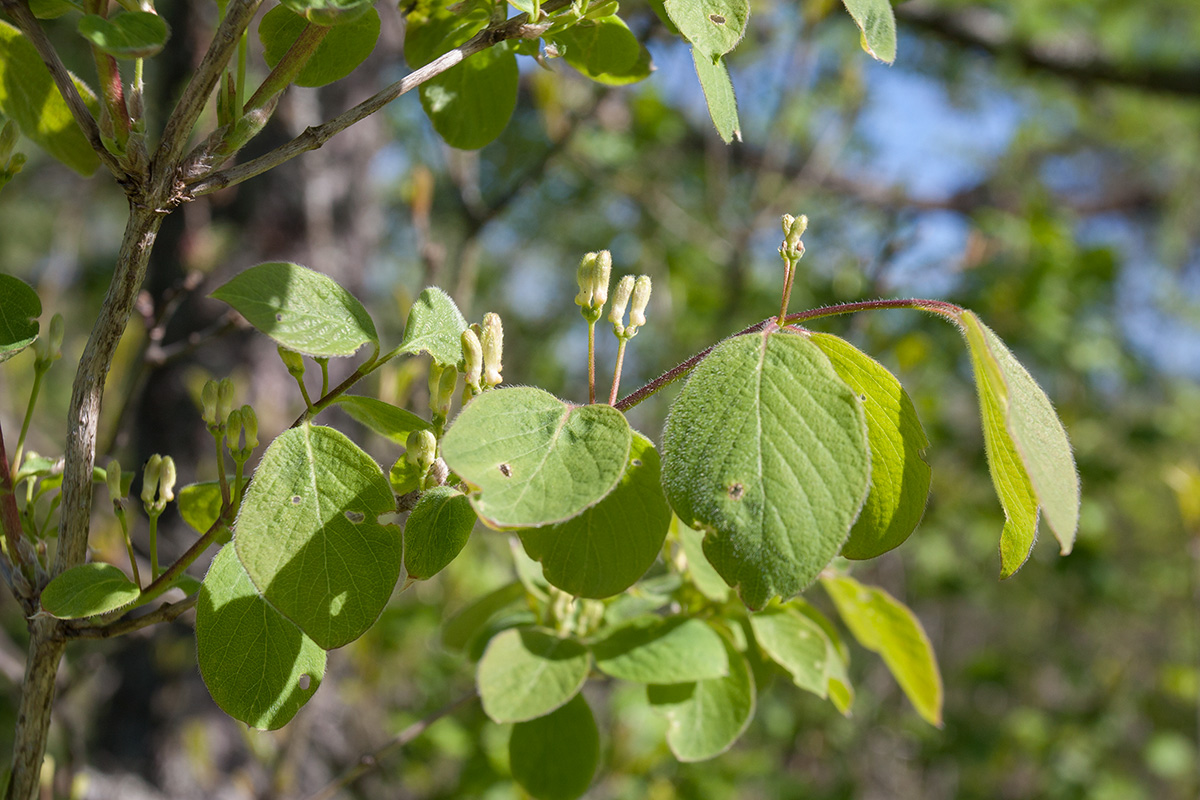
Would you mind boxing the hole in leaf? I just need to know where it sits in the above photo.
[298,674,312,691]
[728,482,745,500]
[291,495,302,505]
[499,463,512,478]
[345,510,365,523]
[631,459,643,467]
[709,13,726,24]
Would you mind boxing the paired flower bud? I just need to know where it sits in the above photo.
[33,314,63,365]
[201,379,220,427]
[482,312,503,389]
[141,454,177,515]
[610,275,652,338]
[780,213,808,262]
[575,251,612,321]
[429,363,458,419]
[405,429,438,476]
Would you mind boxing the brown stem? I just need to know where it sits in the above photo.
[68,595,198,640]
[0,428,30,588]
[242,22,330,112]
[7,617,65,800]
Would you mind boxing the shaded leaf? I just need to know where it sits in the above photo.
[442,581,527,651]
[399,287,468,365]
[177,479,247,535]
[404,486,476,580]
[0,273,40,363]
[259,6,380,88]
[40,563,139,619]
[419,45,518,150]
[509,693,599,800]
[551,16,652,86]
[442,387,632,528]
[592,615,728,683]
[196,546,325,729]
[477,627,590,723]
[279,0,374,25]
[210,262,378,358]
[77,11,169,59]
[519,433,670,598]
[335,395,431,444]
[673,516,729,602]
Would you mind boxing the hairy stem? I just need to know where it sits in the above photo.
[609,337,628,406]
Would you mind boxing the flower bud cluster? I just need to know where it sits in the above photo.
[609,275,652,339]
[226,404,259,461]
[575,251,613,323]
[779,213,808,263]
[141,454,177,516]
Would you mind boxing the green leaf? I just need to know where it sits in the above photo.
[234,424,402,650]
[809,333,931,560]
[519,433,670,599]
[550,16,653,86]
[822,573,942,726]
[403,3,488,68]
[442,387,633,528]
[592,615,729,683]
[399,287,469,365]
[647,628,755,762]
[441,581,527,651]
[420,44,519,150]
[335,395,431,444]
[404,486,476,580]
[748,606,833,698]
[660,329,871,610]
[196,546,325,729]
[960,311,1079,577]
[176,479,246,535]
[509,693,599,800]
[259,6,380,88]
[0,21,100,176]
[840,0,896,63]
[673,516,729,602]
[279,0,375,25]
[39,563,139,619]
[77,11,169,59]
[210,262,377,358]
[29,0,80,20]
[663,0,749,61]
[476,627,590,723]
[791,599,854,713]
[690,47,740,143]
[0,273,40,364]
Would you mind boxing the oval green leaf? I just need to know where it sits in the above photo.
[960,311,1079,577]
[0,21,100,175]
[279,0,374,25]
[40,562,139,619]
[663,0,749,61]
[234,424,402,650]
[691,47,740,144]
[840,0,897,63]
[441,581,527,651]
[519,433,670,599]
[442,387,633,528]
[748,606,833,698]
[592,615,729,683]
[477,627,590,723]
[404,486,476,580]
[0,273,40,363]
[673,516,729,602]
[77,11,169,59]
[335,395,431,443]
[822,573,942,726]
[809,333,931,560]
[550,16,652,86]
[177,478,246,535]
[661,329,871,610]
[399,286,469,365]
[196,545,325,730]
[259,6,380,88]
[419,45,518,150]
[646,628,755,762]
[509,693,599,800]
[210,262,378,358]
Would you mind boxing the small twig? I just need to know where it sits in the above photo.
[67,595,198,639]
[303,691,479,800]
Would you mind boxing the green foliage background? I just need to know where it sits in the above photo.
[1,0,1198,797]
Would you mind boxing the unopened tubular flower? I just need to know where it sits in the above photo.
[574,251,612,318]
[628,275,652,331]
[609,275,634,336]
[575,252,598,307]
[482,312,503,389]
[106,459,123,502]
[461,329,483,392]
[217,378,235,423]
[406,429,438,474]
[201,380,219,426]
[159,456,177,503]
[241,405,259,450]
[142,455,162,505]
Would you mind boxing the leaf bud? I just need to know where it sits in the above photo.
[461,329,483,393]
[159,456,177,503]
[141,454,162,505]
[405,429,438,475]
[241,405,259,450]
[609,274,634,336]
[780,213,808,260]
[201,379,219,426]
[278,346,305,377]
[628,275,652,331]
[481,312,503,389]
[217,378,236,424]
[105,459,123,502]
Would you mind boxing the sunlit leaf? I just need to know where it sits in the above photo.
[39,563,139,619]
[663,0,749,61]
[77,11,169,59]
[398,287,468,365]
[404,486,476,580]
[259,6,380,88]
[550,16,653,86]
[477,627,590,723]
[592,615,729,683]
[335,395,431,444]
[839,0,896,63]
[690,48,740,143]
[279,0,374,26]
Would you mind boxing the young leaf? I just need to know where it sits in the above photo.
[509,693,600,800]
[441,387,633,528]
[398,287,469,365]
[660,329,871,610]
[419,45,519,150]
[0,273,40,363]
[791,599,855,714]
[673,517,730,602]
[0,22,100,176]
[404,486,476,580]
[210,262,378,358]
[176,479,247,535]
[77,11,169,59]
[477,627,590,723]
[690,48,740,143]
[441,581,528,651]
[234,424,402,650]
[29,0,77,19]
[279,0,374,26]
[822,573,942,726]
[663,0,750,61]
[39,563,139,619]
[647,628,755,762]
[748,605,833,698]
[196,546,325,730]
[519,433,670,598]
[960,311,1079,577]
[550,16,652,86]
[259,6,380,88]
[808,333,931,560]
[334,395,432,444]
[592,615,729,683]
[839,0,897,63]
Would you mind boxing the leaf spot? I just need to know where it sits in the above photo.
[291,495,302,505]
[709,13,726,24]
[631,459,643,467]
[728,482,745,501]
[345,510,365,523]
[298,674,312,691]
[859,393,867,401]
[276,313,284,322]
[498,463,512,478]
